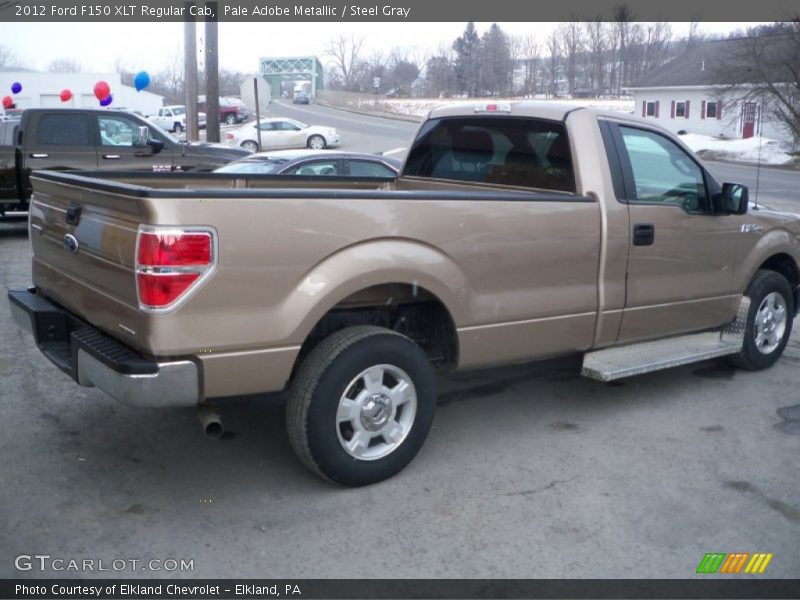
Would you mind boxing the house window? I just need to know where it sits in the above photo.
[646,101,657,117]
[675,101,686,118]
[706,101,718,119]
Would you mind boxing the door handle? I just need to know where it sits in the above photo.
[633,223,655,246]
[30,153,48,158]
[102,154,121,160]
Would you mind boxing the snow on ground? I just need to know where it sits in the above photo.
[369,97,636,119]
[679,133,795,166]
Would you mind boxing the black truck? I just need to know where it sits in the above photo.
[0,108,248,215]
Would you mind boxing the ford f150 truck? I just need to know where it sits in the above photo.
[9,102,800,486]
[0,108,246,215]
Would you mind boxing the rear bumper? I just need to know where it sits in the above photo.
[8,288,200,408]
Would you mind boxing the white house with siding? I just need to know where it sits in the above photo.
[628,38,793,144]
[0,72,164,116]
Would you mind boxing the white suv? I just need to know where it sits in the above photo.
[149,105,207,133]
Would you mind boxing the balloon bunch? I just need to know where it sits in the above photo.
[2,81,22,109]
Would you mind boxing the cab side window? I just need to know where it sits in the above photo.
[619,126,707,212]
[35,114,91,146]
[284,160,339,176]
[97,116,137,146]
[348,161,396,177]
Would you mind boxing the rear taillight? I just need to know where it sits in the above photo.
[135,227,216,311]
[226,132,234,140]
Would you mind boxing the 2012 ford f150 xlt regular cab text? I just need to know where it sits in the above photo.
[0,108,247,214]
[9,102,800,486]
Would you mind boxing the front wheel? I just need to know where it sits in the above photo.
[307,134,326,150]
[225,113,237,125]
[287,326,436,487]
[731,269,794,370]
[173,123,183,134]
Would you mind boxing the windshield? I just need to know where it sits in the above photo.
[171,107,186,116]
[214,158,290,174]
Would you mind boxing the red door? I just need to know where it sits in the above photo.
[742,102,757,138]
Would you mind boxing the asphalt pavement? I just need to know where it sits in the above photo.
[1,103,800,580]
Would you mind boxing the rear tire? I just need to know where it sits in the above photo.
[241,140,259,153]
[307,135,326,150]
[225,113,237,125]
[731,269,794,371]
[287,326,436,487]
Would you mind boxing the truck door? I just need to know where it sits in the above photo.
[605,121,740,342]
[23,112,98,173]
[95,113,170,170]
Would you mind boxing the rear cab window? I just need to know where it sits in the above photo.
[403,116,575,193]
[35,113,91,146]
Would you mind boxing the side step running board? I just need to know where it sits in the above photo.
[582,298,750,381]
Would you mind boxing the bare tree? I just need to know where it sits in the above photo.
[154,52,185,103]
[424,43,457,97]
[643,22,672,72]
[559,19,584,96]
[716,22,800,143]
[518,35,539,96]
[0,45,22,71]
[585,20,607,97]
[47,58,82,73]
[546,30,561,97]
[324,35,365,92]
[612,4,635,94]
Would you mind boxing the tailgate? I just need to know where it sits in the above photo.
[28,173,145,351]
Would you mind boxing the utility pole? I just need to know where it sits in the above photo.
[184,3,199,141]
[204,1,220,143]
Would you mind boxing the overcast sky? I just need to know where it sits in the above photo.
[1,21,764,74]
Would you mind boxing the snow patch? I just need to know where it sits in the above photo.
[679,133,795,166]
[375,98,636,119]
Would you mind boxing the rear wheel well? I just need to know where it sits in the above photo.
[758,253,799,310]
[291,284,459,381]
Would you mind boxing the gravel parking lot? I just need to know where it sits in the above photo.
[1,215,799,579]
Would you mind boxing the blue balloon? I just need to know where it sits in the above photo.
[100,94,113,107]
[11,82,21,94]
[133,71,151,92]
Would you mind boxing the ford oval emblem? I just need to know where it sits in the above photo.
[63,233,79,254]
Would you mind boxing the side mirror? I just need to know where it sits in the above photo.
[135,126,149,147]
[713,182,749,215]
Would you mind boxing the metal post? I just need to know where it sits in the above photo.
[204,1,220,143]
[254,77,262,151]
[184,5,199,141]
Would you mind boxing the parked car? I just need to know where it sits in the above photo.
[199,96,250,125]
[10,101,799,487]
[225,118,339,152]
[214,149,400,176]
[0,108,246,215]
[148,105,207,133]
[292,92,311,105]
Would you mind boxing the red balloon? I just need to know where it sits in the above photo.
[60,89,73,102]
[93,81,110,101]
[2,96,12,109]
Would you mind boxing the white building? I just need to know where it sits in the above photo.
[628,38,794,145]
[0,72,164,116]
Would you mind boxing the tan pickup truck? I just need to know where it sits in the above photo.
[9,102,800,486]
